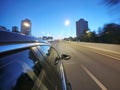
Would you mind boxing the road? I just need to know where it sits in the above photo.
[51,41,120,90]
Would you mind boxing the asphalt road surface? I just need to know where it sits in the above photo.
[51,41,120,90]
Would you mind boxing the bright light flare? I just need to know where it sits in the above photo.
[23,22,30,27]
[86,30,90,33]
[64,19,70,26]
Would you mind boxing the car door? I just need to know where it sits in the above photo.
[31,46,63,90]
[37,45,67,90]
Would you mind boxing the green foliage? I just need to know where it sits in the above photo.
[79,31,97,42]
[64,23,120,44]
[101,23,120,44]
[78,23,120,44]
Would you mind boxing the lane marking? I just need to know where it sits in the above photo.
[79,44,120,55]
[71,43,120,61]
[93,51,120,61]
[68,41,120,55]
[81,64,108,90]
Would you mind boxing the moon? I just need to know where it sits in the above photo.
[64,19,70,26]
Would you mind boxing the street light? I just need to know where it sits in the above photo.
[86,30,90,34]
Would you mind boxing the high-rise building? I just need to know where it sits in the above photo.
[12,26,19,33]
[21,19,32,35]
[76,18,88,37]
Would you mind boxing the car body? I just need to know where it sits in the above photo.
[0,30,71,90]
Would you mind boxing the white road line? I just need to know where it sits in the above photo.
[76,44,120,61]
[81,64,108,90]
[79,45,120,55]
[93,51,120,61]
[72,42,120,55]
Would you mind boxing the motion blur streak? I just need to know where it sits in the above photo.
[51,41,120,90]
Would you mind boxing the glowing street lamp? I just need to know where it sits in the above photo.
[86,30,90,33]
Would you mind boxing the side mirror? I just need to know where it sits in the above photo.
[61,54,71,60]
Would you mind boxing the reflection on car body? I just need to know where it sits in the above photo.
[0,30,72,90]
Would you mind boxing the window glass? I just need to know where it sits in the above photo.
[40,45,51,57]
[0,50,34,90]
[0,47,62,90]
[0,49,44,90]
[40,46,60,73]
[36,46,63,90]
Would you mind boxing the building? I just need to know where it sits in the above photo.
[21,19,32,35]
[12,26,19,33]
[0,26,8,31]
[76,18,88,37]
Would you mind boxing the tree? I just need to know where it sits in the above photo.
[79,31,97,42]
[101,23,120,44]
[103,0,120,6]
[102,0,120,22]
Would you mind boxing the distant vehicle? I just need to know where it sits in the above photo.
[0,30,72,90]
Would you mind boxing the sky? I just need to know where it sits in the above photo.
[0,0,119,39]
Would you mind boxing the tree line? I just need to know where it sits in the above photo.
[64,23,120,44]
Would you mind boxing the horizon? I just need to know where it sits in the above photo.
[0,0,120,39]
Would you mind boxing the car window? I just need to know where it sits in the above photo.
[39,45,60,68]
[31,46,63,90]
[0,48,52,90]
[0,49,35,90]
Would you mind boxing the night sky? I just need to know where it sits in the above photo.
[0,0,119,39]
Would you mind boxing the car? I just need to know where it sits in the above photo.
[0,30,72,90]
